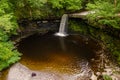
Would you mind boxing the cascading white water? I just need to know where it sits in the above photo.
[55,14,68,37]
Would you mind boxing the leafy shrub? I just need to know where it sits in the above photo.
[0,0,21,71]
[0,29,8,41]
[0,42,21,71]
[86,1,120,29]
[0,14,18,34]
[48,0,83,10]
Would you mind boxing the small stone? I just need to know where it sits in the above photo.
[91,58,95,61]
[31,72,36,77]
[42,21,48,23]
[91,73,97,80]
[104,68,113,75]
[54,20,60,22]
[37,21,42,24]
[96,72,101,76]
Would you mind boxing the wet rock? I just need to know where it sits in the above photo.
[7,63,94,80]
[42,21,48,23]
[90,73,97,80]
[7,63,63,80]
[76,76,90,80]
[96,72,101,76]
[112,74,120,80]
[7,63,31,80]
[29,71,63,80]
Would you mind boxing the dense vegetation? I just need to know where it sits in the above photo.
[86,0,120,29]
[0,0,21,71]
[9,0,83,19]
[0,0,120,71]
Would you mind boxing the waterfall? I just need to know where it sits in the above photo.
[55,14,68,37]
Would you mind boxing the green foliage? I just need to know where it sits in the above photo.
[87,1,115,12]
[0,29,8,41]
[48,0,83,10]
[65,0,83,10]
[9,0,53,19]
[86,0,120,29]
[0,0,12,15]
[0,41,21,71]
[28,0,47,8]
[98,18,120,29]
[0,0,18,34]
[48,0,64,9]
[69,20,82,32]
[9,0,84,19]
[69,20,88,35]
[0,0,21,71]
[0,14,18,34]
[103,75,112,80]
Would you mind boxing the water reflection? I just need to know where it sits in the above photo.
[58,37,67,52]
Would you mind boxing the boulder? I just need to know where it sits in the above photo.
[7,63,63,80]
[7,63,94,80]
